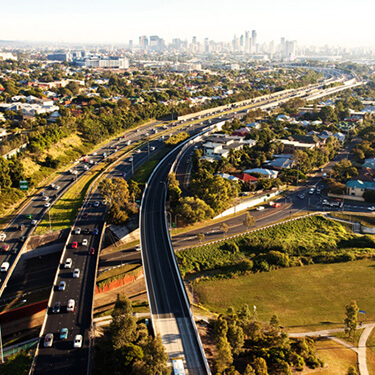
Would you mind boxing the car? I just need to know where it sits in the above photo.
[67,299,75,312]
[44,333,54,347]
[256,206,265,211]
[93,228,99,235]
[52,302,61,314]
[18,224,24,231]
[92,152,97,156]
[44,202,51,208]
[135,245,141,252]
[298,193,305,199]
[136,149,141,153]
[64,258,72,269]
[150,146,156,151]
[73,334,83,348]
[316,189,321,195]
[74,228,81,235]
[60,328,68,340]
[83,212,88,219]
[308,189,315,195]
[54,185,61,190]
[73,268,80,278]
[83,165,89,171]
[19,236,26,242]
[42,196,49,201]
[27,214,33,220]
[368,206,375,211]
[41,191,45,196]
[93,201,100,207]
[83,228,90,235]
[72,241,78,249]
[50,183,55,189]
[31,220,37,225]
[58,281,66,291]
[1,244,10,252]
[89,247,95,255]
[0,232,5,241]
[81,239,88,247]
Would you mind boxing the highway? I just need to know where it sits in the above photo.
[140,148,210,374]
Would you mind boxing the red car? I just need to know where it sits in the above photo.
[1,244,9,252]
[72,241,78,249]
[89,247,95,255]
[83,213,88,219]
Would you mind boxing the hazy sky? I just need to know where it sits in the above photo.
[1,0,374,48]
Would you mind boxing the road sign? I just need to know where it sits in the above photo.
[172,223,177,228]
[19,180,28,190]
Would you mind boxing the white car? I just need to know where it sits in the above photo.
[64,258,72,269]
[73,268,80,278]
[256,206,265,211]
[82,239,88,246]
[67,299,75,312]
[44,333,54,348]
[74,228,81,234]
[58,281,66,291]
[44,202,51,208]
[368,206,375,211]
[42,196,49,201]
[74,334,83,348]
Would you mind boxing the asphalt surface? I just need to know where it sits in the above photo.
[141,148,209,374]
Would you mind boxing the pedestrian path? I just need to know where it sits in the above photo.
[289,323,375,375]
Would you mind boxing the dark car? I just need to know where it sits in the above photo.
[83,228,90,235]
[18,224,24,230]
[93,228,99,235]
[83,213,88,219]
[52,302,61,314]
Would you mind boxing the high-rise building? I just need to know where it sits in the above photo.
[139,35,148,49]
[129,40,133,51]
[251,30,257,49]
[245,31,250,53]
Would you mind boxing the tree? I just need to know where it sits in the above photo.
[215,336,233,373]
[344,300,359,337]
[220,223,229,237]
[253,357,268,375]
[176,197,214,224]
[134,335,168,375]
[243,212,255,230]
[243,364,256,375]
[346,366,358,375]
[197,232,205,243]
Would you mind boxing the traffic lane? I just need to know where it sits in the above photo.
[99,250,141,271]
[1,251,62,299]
[170,204,296,250]
[142,151,190,317]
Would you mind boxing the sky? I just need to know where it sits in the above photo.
[1,0,374,48]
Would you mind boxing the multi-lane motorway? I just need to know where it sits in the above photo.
[0,71,363,374]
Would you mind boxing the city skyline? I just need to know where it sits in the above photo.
[0,0,374,48]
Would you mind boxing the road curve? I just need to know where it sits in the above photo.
[140,148,210,375]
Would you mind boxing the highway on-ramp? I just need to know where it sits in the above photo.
[140,148,210,375]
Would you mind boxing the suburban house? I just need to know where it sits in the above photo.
[231,127,250,137]
[201,133,256,161]
[334,132,346,143]
[215,173,240,182]
[243,168,279,179]
[266,157,295,170]
[0,127,6,140]
[363,158,375,170]
[233,173,258,183]
[345,180,375,198]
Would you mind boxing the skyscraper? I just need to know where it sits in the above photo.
[245,31,250,53]
[251,30,257,51]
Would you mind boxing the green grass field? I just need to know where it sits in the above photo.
[35,166,104,234]
[194,259,375,332]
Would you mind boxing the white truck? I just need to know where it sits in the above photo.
[0,232,6,242]
[1,262,10,272]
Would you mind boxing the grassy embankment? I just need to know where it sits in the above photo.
[177,215,375,331]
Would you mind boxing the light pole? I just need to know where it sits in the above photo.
[48,211,52,233]
[0,324,3,363]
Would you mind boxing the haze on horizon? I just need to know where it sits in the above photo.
[1,0,374,48]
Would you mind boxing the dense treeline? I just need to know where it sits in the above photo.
[94,294,169,375]
[209,306,323,374]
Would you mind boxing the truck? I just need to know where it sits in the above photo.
[171,357,185,375]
